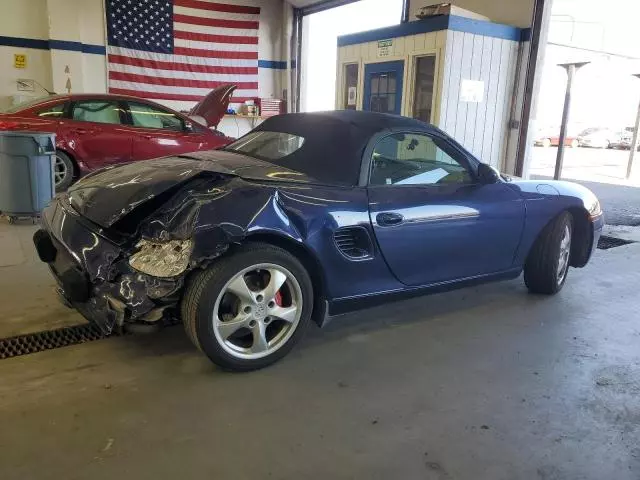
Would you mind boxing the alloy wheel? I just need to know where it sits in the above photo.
[54,154,68,187]
[557,225,571,285]
[212,263,303,360]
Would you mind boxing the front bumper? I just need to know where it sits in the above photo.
[34,196,182,333]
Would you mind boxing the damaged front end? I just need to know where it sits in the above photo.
[34,157,293,334]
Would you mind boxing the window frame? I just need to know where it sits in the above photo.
[410,54,437,124]
[360,128,481,188]
[122,100,187,132]
[69,99,127,126]
[36,101,71,119]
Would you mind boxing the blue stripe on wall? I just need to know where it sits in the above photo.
[1,35,284,64]
[258,60,288,69]
[0,35,50,50]
[0,35,106,55]
[337,15,524,46]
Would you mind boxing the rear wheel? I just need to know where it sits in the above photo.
[54,151,75,192]
[524,212,573,295]
[181,243,314,371]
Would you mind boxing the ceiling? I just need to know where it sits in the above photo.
[287,0,362,15]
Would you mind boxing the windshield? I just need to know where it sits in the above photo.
[224,131,305,161]
[1,96,51,114]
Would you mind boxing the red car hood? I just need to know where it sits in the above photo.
[189,84,237,128]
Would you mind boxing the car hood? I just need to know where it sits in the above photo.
[189,84,236,128]
[67,150,313,228]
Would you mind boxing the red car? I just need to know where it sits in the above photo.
[0,85,236,191]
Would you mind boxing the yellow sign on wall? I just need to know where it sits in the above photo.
[14,54,27,69]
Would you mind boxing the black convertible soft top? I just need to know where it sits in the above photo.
[250,111,436,186]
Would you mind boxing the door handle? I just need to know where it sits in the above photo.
[142,135,153,140]
[376,212,404,226]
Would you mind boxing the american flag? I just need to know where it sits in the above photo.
[106,0,260,109]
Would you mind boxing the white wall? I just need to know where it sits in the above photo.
[439,30,520,168]
[0,0,51,110]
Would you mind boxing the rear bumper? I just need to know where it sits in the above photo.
[34,197,181,332]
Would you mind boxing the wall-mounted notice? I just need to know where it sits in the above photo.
[460,79,484,103]
[347,86,357,106]
[377,39,393,57]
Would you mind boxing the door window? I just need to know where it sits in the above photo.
[370,133,473,186]
[343,63,359,110]
[72,101,123,124]
[412,56,436,123]
[37,103,67,118]
[128,102,184,131]
[369,72,398,114]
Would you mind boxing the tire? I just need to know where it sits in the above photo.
[181,242,314,371]
[524,212,573,295]
[54,151,75,192]
[542,138,552,148]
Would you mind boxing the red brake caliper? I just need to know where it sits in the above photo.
[274,290,283,307]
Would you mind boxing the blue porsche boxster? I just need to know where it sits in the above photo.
[34,111,604,371]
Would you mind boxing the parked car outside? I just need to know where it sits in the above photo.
[534,130,579,148]
[610,127,639,150]
[0,85,236,191]
[33,111,604,371]
[576,127,618,149]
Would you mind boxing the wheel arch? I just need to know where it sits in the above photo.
[244,231,329,327]
[524,207,592,268]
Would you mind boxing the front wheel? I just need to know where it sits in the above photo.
[181,243,314,371]
[524,212,573,295]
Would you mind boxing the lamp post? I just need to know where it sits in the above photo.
[554,61,590,180]
[626,74,640,180]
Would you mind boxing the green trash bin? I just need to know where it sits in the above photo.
[0,131,56,221]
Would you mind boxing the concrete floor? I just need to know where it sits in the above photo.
[0,220,639,479]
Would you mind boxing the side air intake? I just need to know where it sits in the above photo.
[333,226,374,260]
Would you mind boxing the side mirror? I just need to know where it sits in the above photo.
[184,121,195,133]
[477,163,500,184]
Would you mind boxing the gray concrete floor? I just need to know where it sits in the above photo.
[0,219,639,479]
[0,221,84,338]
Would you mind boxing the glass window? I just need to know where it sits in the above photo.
[37,103,67,118]
[369,133,473,186]
[343,64,358,110]
[128,102,184,131]
[369,72,397,114]
[412,56,436,123]
[72,101,123,124]
[225,131,305,161]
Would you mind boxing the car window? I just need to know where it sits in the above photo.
[128,102,184,131]
[72,101,123,124]
[225,131,305,161]
[369,133,473,186]
[37,103,67,118]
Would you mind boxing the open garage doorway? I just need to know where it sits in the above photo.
[529,0,640,232]
[300,0,403,112]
